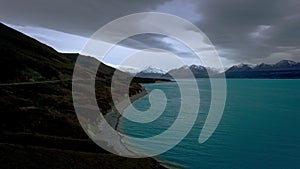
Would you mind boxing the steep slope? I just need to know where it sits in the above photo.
[0,23,163,169]
[0,23,74,83]
[0,22,144,136]
[0,23,83,137]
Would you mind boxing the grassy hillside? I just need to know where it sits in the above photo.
[0,23,164,169]
[0,143,162,169]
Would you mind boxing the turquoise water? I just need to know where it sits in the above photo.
[120,79,300,169]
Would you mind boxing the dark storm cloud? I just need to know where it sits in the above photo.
[0,0,171,36]
[117,34,198,58]
[266,14,300,46]
[194,0,300,62]
[1,0,299,64]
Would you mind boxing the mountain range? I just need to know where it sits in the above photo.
[135,66,166,79]
[134,61,300,79]
[162,65,219,79]
[224,60,300,78]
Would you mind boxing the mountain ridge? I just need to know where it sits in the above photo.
[135,66,166,79]
[135,60,300,79]
[225,60,300,78]
[0,23,165,169]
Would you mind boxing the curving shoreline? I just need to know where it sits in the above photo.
[115,89,148,130]
[109,89,179,169]
[103,89,148,131]
[103,89,168,168]
[101,89,150,156]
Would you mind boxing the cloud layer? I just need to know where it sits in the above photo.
[1,0,299,66]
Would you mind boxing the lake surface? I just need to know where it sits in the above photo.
[120,79,300,169]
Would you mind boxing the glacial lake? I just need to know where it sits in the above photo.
[120,79,300,169]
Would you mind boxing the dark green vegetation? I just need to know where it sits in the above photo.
[0,143,161,169]
[132,77,172,84]
[0,23,164,169]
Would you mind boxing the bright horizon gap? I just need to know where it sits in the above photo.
[4,22,299,71]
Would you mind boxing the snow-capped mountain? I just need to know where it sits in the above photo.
[226,63,254,72]
[254,63,273,70]
[190,64,206,70]
[273,60,299,69]
[225,60,300,78]
[140,66,166,74]
[162,64,218,79]
[135,66,166,78]
[126,60,300,79]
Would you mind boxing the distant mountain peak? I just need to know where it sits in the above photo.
[236,63,254,68]
[227,63,253,72]
[140,66,166,74]
[275,60,297,66]
[190,64,205,70]
[225,60,300,78]
[181,65,190,70]
[257,63,268,66]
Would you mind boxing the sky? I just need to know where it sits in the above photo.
[1,0,300,71]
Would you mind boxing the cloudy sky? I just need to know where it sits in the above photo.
[1,0,300,70]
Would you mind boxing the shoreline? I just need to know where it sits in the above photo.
[112,88,184,169]
[103,88,177,169]
[115,89,148,130]
[103,89,148,131]
[102,89,150,155]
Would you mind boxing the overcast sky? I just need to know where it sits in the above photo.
[1,0,300,70]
